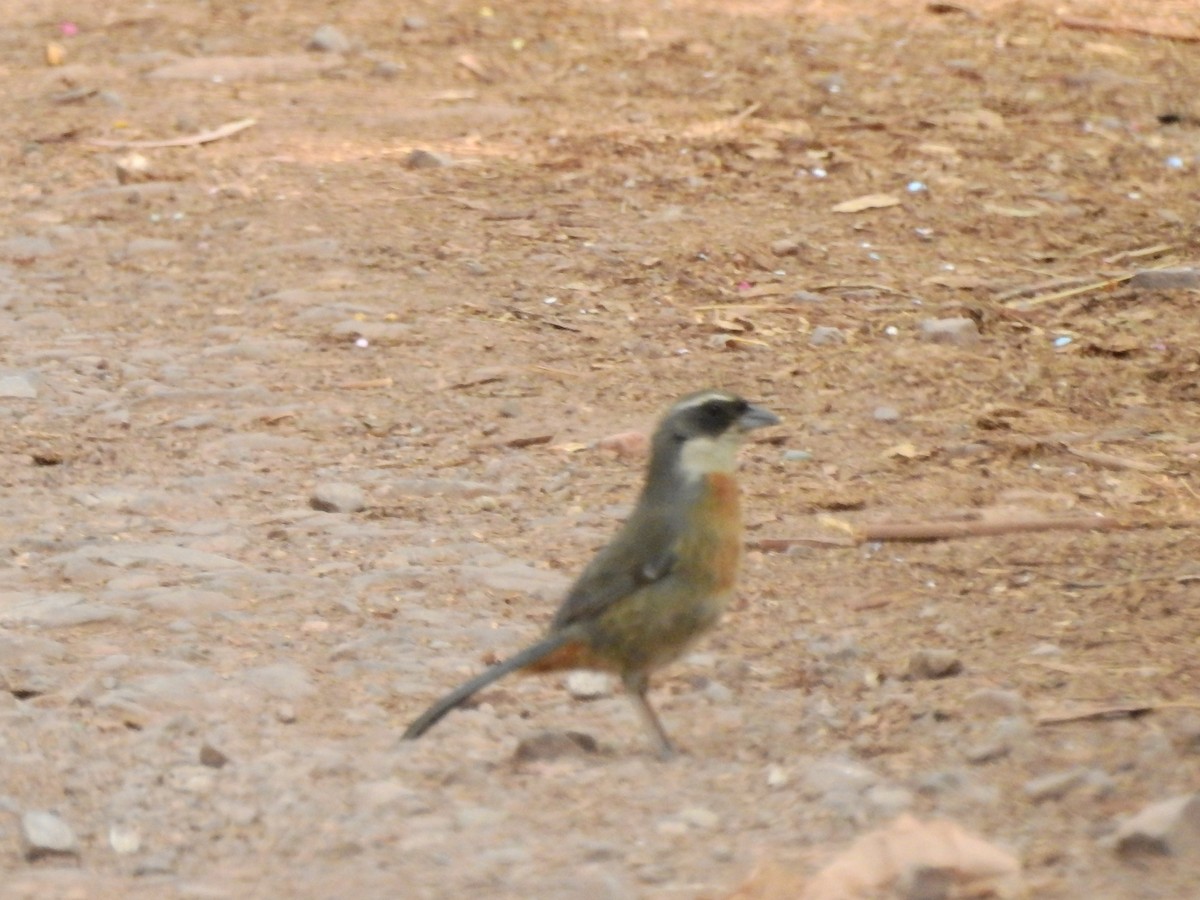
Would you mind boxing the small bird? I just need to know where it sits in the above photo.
[402,390,780,757]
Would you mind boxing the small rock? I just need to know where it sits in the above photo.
[276,702,298,724]
[328,320,409,344]
[165,765,217,794]
[766,765,789,788]
[0,372,38,399]
[963,717,1030,765]
[920,316,980,346]
[402,15,428,30]
[21,810,79,860]
[1115,793,1200,857]
[109,824,141,855]
[310,482,366,513]
[115,152,152,184]
[782,449,813,462]
[1023,767,1089,802]
[199,743,230,769]
[802,756,880,799]
[1026,642,1063,657]
[809,325,846,346]
[873,405,901,423]
[404,148,450,169]
[907,648,963,680]
[962,688,1028,718]
[512,731,598,763]
[1129,267,1200,291]
[566,671,612,700]
[679,806,720,829]
[307,24,352,54]
[371,59,404,79]
[770,237,803,256]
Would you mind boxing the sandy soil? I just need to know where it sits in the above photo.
[2,0,1200,897]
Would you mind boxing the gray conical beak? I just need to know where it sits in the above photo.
[738,403,781,431]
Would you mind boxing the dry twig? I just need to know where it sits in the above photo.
[88,118,256,148]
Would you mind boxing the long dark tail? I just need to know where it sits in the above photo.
[402,630,574,740]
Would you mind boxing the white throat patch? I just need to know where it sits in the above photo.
[678,429,743,479]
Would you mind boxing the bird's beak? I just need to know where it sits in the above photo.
[738,403,781,431]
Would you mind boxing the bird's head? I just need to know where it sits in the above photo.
[650,390,780,482]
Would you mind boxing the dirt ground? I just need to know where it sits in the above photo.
[2,0,1200,897]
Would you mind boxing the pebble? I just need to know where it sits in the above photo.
[906,648,963,680]
[920,316,980,346]
[1023,767,1090,802]
[566,671,613,700]
[310,482,367,513]
[872,405,901,422]
[802,756,880,799]
[962,688,1028,718]
[1114,793,1200,857]
[109,824,142,855]
[115,152,153,184]
[1129,267,1200,291]
[770,237,804,256]
[0,371,38,398]
[808,325,846,346]
[199,742,230,768]
[21,810,79,859]
[679,806,721,829]
[964,717,1030,764]
[307,25,352,54]
[165,765,217,794]
[404,149,450,169]
[512,731,598,763]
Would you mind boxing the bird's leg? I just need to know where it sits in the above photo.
[622,671,675,760]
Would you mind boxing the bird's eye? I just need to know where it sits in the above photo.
[702,400,724,418]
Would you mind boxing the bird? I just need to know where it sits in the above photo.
[401,390,780,758]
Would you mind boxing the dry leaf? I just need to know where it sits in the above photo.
[596,431,649,458]
[457,52,497,82]
[831,193,902,213]
[883,442,929,460]
[802,815,1023,899]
